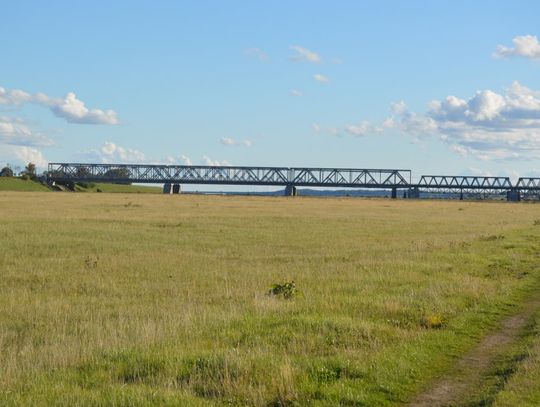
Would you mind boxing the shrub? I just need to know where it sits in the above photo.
[420,314,446,329]
[268,281,300,299]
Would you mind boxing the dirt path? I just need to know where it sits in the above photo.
[410,295,540,407]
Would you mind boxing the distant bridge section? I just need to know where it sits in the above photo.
[416,175,513,192]
[46,163,539,201]
[46,163,410,195]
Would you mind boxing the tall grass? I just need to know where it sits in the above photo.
[0,192,539,405]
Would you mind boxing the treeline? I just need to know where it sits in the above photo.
[0,163,39,180]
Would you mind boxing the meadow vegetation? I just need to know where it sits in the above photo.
[0,178,161,194]
[0,192,539,405]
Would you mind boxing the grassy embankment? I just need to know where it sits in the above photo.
[0,177,51,192]
[0,192,539,405]
[0,177,161,193]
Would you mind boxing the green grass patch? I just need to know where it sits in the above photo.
[0,177,50,192]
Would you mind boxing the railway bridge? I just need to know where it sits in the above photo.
[46,163,540,201]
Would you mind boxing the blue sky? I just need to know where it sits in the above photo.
[2,1,540,182]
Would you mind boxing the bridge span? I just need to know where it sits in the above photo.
[46,163,540,201]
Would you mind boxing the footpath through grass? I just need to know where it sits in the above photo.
[0,192,539,405]
[492,308,540,407]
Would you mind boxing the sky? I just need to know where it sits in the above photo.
[2,1,540,183]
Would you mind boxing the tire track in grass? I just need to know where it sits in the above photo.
[410,294,540,407]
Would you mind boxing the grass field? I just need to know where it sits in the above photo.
[1,192,539,406]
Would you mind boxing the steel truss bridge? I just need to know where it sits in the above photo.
[46,163,540,200]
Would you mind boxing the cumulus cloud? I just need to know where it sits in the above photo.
[245,48,269,61]
[313,74,329,83]
[494,35,540,59]
[289,45,321,63]
[81,141,146,164]
[392,81,540,160]
[48,92,119,124]
[220,137,252,147]
[13,146,48,168]
[0,116,54,147]
[290,89,303,97]
[202,155,231,166]
[0,86,119,125]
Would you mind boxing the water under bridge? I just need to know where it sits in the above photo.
[46,163,540,201]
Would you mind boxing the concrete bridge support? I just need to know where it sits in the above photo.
[284,184,297,196]
[163,183,181,194]
[507,189,520,202]
[391,187,397,199]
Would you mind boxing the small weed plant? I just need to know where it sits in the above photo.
[268,281,300,299]
[421,313,446,329]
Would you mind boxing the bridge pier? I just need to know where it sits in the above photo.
[407,187,420,199]
[284,184,297,196]
[163,183,181,194]
[507,189,520,202]
[391,187,397,199]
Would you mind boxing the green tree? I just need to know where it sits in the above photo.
[24,163,37,179]
[0,165,14,177]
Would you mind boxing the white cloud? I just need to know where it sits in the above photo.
[220,137,236,146]
[0,116,54,147]
[48,92,119,124]
[391,100,407,115]
[312,123,321,133]
[393,81,540,160]
[290,89,302,97]
[180,155,192,165]
[13,146,48,168]
[202,155,231,166]
[86,141,146,163]
[313,74,329,83]
[344,121,383,137]
[220,137,252,147]
[289,45,321,63]
[245,48,269,61]
[494,35,540,59]
[0,86,119,125]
